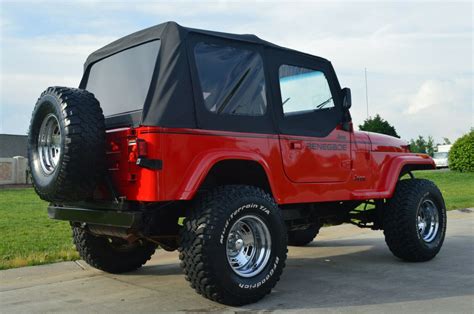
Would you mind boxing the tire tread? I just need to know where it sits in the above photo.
[28,86,105,202]
[72,226,156,274]
[178,185,287,305]
[383,179,446,262]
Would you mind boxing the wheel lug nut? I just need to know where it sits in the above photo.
[235,239,244,250]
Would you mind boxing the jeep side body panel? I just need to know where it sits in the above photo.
[104,125,433,204]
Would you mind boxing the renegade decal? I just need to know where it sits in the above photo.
[306,143,347,151]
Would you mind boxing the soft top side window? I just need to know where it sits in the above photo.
[193,42,267,116]
[271,55,343,137]
[279,65,334,116]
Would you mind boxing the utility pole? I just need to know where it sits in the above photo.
[365,68,369,119]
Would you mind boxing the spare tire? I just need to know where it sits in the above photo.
[28,86,105,202]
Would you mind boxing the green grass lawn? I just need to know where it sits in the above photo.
[0,170,473,270]
[0,189,78,270]
[413,170,474,210]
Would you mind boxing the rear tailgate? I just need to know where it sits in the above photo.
[106,127,163,201]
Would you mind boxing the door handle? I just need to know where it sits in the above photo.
[290,141,303,150]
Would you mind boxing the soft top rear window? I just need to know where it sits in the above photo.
[85,40,161,118]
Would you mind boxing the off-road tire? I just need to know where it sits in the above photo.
[383,179,446,262]
[28,86,105,202]
[72,226,157,274]
[178,185,287,305]
[288,223,321,246]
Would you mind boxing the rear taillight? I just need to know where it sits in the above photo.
[136,138,147,157]
[127,138,147,163]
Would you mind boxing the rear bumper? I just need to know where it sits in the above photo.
[48,205,142,228]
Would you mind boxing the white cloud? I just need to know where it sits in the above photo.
[0,1,472,141]
[0,34,115,133]
[1,73,78,106]
[1,17,11,29]
[366,76,473,142]
[406,80,458,114]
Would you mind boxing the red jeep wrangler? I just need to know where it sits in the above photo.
[28,22,446,305]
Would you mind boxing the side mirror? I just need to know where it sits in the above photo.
[342,87,352,110]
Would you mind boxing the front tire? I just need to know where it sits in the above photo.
[72,226,157,274]
[178,185,287,305]
[383,179,447,262]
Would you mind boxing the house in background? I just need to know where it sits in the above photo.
[0,134,28,158]
[0,134,29,185]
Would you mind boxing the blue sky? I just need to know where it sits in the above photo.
[1,0,472,143]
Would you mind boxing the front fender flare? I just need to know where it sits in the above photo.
[381,154,435,198]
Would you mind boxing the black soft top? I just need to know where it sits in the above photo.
[84,21,329,69]
[80,21,334,132]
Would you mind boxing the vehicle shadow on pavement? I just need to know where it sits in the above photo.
[112,233,474,311]
[244,235,474,311]
[1,232,472,312]
[122,262,183,277]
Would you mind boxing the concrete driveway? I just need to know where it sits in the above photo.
[1,210,473,313]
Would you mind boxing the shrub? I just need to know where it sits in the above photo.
[449,129,474,172]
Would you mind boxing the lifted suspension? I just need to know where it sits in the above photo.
[348,200,384,230]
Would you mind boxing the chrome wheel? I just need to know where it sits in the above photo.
[38,113,62,175]
[226,215,272,278]
[417,199,440,243]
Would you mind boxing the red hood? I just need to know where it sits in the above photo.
[363,131,410,153]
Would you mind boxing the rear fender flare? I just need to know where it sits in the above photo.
[175,150,275,200]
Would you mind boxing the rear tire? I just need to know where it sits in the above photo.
[72,226,157,274]
[383,179,447,262]
[288,223,321,246]
[178,185,287,305]
[28,86,105,202]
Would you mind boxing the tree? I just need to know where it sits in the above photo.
[449,129,474,172]
[409,136,426,154]
[409,135,435,156]
[442,137,451,145]
[358,114,400,138]
[426,135,435,156]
